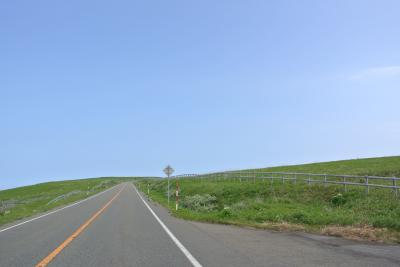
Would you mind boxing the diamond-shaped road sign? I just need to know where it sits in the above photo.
[163,165,174,177]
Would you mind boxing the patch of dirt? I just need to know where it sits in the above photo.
[321,225,390,242]
[258,222,400,243]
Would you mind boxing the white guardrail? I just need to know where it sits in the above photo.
[171,171,400,196]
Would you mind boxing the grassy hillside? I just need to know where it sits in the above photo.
[260,156,400,177]
[0,177,130,226]
[137,156,400,243]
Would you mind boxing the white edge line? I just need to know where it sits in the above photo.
[0,183,122,234]
[132,184,202,267]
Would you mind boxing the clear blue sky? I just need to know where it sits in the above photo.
[1,1,400,189]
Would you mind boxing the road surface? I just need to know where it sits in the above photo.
[1,182,400,267]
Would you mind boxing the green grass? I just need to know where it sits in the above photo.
[260,156,400,177]
[136,156,400,242]
[0,177,132,226]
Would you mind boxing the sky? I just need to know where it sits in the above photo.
[1,0,400,189]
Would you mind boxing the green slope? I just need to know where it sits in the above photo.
[260,156,400,177]
[0,177,132,227]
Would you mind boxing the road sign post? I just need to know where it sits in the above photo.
[163,165,174,206]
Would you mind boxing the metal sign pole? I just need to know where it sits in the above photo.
[163,165,174,207]
[168,173,170,205]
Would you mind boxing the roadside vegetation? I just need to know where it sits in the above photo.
[0,177,130,227]
[137,156,400,243]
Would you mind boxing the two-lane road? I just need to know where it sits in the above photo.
[1,182,400,267]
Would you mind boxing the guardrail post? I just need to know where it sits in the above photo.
[324,174,327,187]
[308,175,311,186]
[393,177,398,197]
[294,174,297,184]
[343,176,347,192]
[365,176,369,195]
[282,174,284,184]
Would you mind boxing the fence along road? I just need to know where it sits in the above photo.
[173,171,400,195]
[1,182,400,266]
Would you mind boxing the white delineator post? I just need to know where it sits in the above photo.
[175,180,179,211]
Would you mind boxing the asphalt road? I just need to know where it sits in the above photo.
[1,182,400,267]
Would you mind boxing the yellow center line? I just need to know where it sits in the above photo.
[35,184,126,267]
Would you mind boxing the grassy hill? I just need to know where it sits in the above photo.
[138,156,400,243]
[0,177,131,227]
[260,156,400,177]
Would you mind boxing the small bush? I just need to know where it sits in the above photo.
[219,207,233,218]
[331,193,346,206]
[182,194,217,212]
